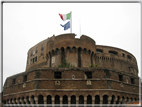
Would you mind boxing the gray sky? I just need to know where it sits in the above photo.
[2,3,141,92]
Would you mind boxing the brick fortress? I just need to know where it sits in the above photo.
[3,33,139,106]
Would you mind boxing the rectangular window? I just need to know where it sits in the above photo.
[41,50,43,55]
[36,47,38,53]
[131,78,134,84]
[12,78,16,84]
[30,59,32,64]
[23,75,27,82]
[54,72,62,79]
[35,56,37,62]
[119,75,123,81]
[85,72,92,79]
[33,58,35,63]
[41,45,44,50]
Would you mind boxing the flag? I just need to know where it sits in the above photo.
[59,12,71,21]
[60,21,70,30]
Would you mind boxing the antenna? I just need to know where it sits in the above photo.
[70,11,72,33]
[79,19,81,36]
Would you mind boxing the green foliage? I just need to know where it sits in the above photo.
[95,64,99,68]
[58,57,75,68]
[89,64,98,68]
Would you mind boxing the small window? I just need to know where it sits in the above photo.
[41,45,44,50]
[30,59,32,64]
[41,50,43,55]
[23,75,27,82]
[12,78,16,84]
[131,78,134,84]
[33,58,35,63]
[85,72,92,79]
[35,56,37,62]
[122,53,125,57]
[72,75,75,79]
[96,49,103,53]
[36,47,38,53]
[54,72,62,79]
[119,75,123,81]
[127,55,132,60]
[109,51,118,55]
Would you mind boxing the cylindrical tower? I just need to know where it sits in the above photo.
[3,33,140,106]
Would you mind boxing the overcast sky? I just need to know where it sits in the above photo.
[2,3,141,92]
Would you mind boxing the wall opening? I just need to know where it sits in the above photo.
[10,98,13,104]
[54,72,62,79]
[36,47,38,53]
[55,95,60,104]
[131,78,135,84]
[33,58,35,63]
[66,47,70,53]
[119,75,123,81]
[85,72,92,79]
[96,49,103,53]
[109,51,118,55]
[35,56,37,62]
[14,98,17,104]
[63,95,68,104]
[103,95,108,104]
[127,55,132,60]
[49,52,51,67]
[122,96,125,104]
[91,52,94,66]
[26,96,30,104]
[71,95,76,104]
[122,53,125,57]
[61,47,65,63]
[95,95,100,104]
[23,75,27,82]
[7,99,9,104]
[38,95,44,104]
[87,95,92,104]
[31,95,35,104]
[131,98,133,102]
[79,95,84,104]
[12,78,16,85]
[116,96,120,104]
[78,48,82,67]
[22,97,26,104]
[47,95,52,104]
[111,95,115,104]
[18,98,21,104]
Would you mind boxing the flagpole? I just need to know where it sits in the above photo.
[70,11,72,33]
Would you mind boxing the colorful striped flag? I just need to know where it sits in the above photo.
[59,12,71,21]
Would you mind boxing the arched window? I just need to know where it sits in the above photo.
[95,95,100,104]
[96,49,103,53]
[78,48,82,67]
[109,51,118,55]
[63,95,68,104]
[55,95,60,104]
[111,95,115,104]
[87,95,92,104]
[127,55,132,60]
[116,96,120,104]
[79,95,84,104]
[103,95,108,104]
[47,95,52,104]
[71,95,76,104]
[38,95,44,104]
